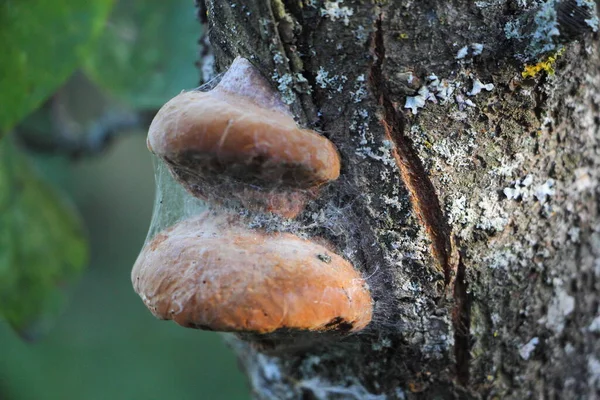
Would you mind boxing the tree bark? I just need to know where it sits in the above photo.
[199,0,600,398]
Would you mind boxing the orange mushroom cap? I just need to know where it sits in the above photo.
[147,57,341,218]
[131,212,373,334]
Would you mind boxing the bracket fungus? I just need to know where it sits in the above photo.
[133,57,373,341]
[147,57,341,218]
[132,212,373,334]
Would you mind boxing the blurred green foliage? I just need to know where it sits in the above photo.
[84,0,200,109]
[0,138,88,337]
[0,0,248,398]
[0,0,201,336]
[0,0,114,135]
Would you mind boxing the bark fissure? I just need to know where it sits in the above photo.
[368,15,453,284]
[369,15,473,385]
[452,253,471,386]
[271,0,318,125]
[281,0,323,128]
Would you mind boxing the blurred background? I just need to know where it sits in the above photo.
[0,1,248,399]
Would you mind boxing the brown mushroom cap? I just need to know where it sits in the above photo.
[146,58,341,217]
[131,212,373,334]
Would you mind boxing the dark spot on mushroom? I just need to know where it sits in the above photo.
[324,317,353,333]
[317,253,332,263]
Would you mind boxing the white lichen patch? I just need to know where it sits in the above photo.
[572,167,596,192]
[447,189,510,240]
[315,67,348,93]
[385,228,431,266]
[468,79,494,96]
[568,227,581,243]
[297,377,386,400]
[355,143,396,167]
[243,349,285,389]
[475,0,506,8]
[404,71,494,115]
[477,193,510,233]
[259,354,283,381]
[448,194,478,231]
[270,71,311,105]
[430,134,477,168]
[519,337,539,360]
[395,388,407,399]
[456,95,476,108]
[405,78,458,114]
[456,43,485,59]
[544,287,575,333]
[354,25,368,42]
[483,233,542,271]
[532,1,561,41]
[471,43,484,56]
[432,79,454,102]
[504,20,522,40]
[321,0,354,26]
[490,154,525,178]
[534,179,556,203]
[586,14,600,32]
[299,355,322,373]
[405,89,427,114]
[350,74,368,103]
[588,315,600,332]
[456,46,469,59]
[588,357,600,389]
[503,0,579,60]
[381,195,407,211]
[580,0,600,31]
[486,247,519,270]
[272,52,286,64]
[272,72,295,104]
[349,108,403,184]
[504,175,556,204]
[491,313,502,326]
[350,108,371,143]
[503,174,534,200]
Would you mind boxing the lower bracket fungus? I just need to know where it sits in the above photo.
[132,211,372,334]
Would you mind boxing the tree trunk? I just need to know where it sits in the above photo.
[199,1,600,398]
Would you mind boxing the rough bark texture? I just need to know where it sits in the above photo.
[198,0,600,398]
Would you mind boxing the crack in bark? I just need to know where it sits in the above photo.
[369,14,472,386]
[280,0,323,128]
[368,15,452,284]
[271,0,318,125]
[452,253,471,386]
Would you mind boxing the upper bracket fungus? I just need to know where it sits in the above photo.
[132,212,372,334]
[147,57,341,218]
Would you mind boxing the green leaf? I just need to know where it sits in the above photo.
[83,0,200,109]
[0,0,114,136]
[0,138,88,338]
